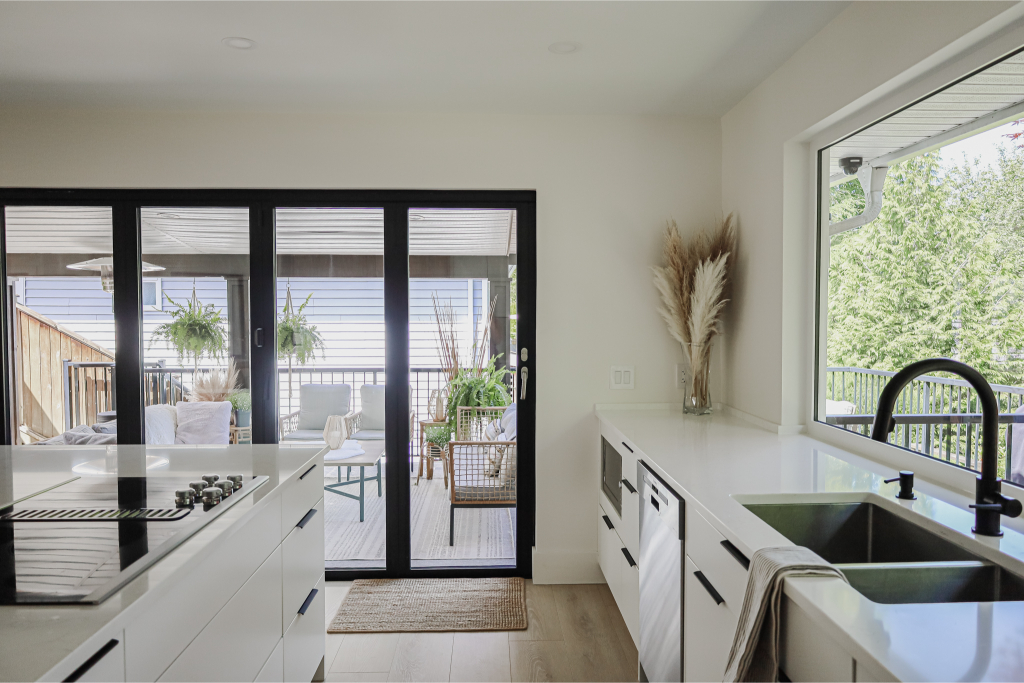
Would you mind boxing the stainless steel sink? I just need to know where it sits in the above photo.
[841,562,1024,604]
[743,502,979,564]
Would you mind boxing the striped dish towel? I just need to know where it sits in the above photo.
[723,546,847,682]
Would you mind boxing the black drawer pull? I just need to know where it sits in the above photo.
[694,571,724,605]
[296,508,318,529]
[621,441,634,453]
[621,547,636,567]
[621,479,637,495]
[602,515,614,530]
[299,464,317,480]
[64,639,119,682]
[721,539,750,570]
[298,587,319,615]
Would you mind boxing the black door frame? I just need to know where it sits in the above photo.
[0,188,536,580]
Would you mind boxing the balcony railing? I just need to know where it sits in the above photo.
[63,361,513,448]
[825,367,1024,484]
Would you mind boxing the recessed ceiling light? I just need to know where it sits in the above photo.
[222,37,256,50]
[548,42,581,55]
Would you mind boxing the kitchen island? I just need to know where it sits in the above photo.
[597,407,1024,682]
[0,444,325,683]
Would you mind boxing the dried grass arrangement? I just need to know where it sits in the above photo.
[652,215,736,413]
[190,358,240,403]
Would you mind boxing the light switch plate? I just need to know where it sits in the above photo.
[610,366,635,390]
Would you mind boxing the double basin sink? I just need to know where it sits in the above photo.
[742,498,1024,604]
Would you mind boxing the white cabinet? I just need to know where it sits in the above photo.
[256,639,284,683]
[780,596,854,682]
[284,575,326,683]
[683,556,737,683]
[684,506,749,610]
[51,634,125,683]
[159,546,284,682]
[597,503,640,648]
[618,441,641,561]
[283,497,325,631]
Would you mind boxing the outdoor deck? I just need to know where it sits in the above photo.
[323,461,517,570]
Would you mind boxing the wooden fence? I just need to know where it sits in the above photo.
[15,305,114,443]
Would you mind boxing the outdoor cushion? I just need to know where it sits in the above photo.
[484,419,502,441]
[500,403,517,432]
[175,401,231,445]
[297,384,351,431]
[350,429,385,441]
[359,385,386,430]
[145,404,177,445]
[282,429,327,442]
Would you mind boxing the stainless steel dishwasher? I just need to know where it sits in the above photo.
[638,460,684,682]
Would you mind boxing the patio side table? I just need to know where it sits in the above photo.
[418,419,448,485]
[324,440,386,522]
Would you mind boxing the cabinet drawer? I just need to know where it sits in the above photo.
[256,639,284,683]
[46,633,125,683]
[159,547,284,682]
[125,495,282,682]
[284,575,326,683]
[685,506,749,611]
[283,456,324,537]
[598,504,622,592]
[780,596,853,682]
[618,447,640,560]
[683,555,737,683]
[283,497,325,631]
[618,557,640,647]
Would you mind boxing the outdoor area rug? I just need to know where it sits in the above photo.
[327,577,527,632]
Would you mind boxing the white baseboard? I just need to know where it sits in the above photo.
[531,548,605,585]
[721,404,806,435]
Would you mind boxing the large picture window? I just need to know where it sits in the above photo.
[817,48,1024,486]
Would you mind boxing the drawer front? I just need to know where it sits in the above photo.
[283,497,325,631]
[125,495,282,682]
[683,555,737,683]
[598,504,622,594]
[780,596,854,682]
[618,447,640,559]
[256,639,284,683]
[684,507,749,611]
[47,632,125,683]
[617,556,640,647]
[283,456,324,537]
[159,547,284,683]
[284,575,326,683]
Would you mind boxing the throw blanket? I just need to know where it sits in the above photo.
[31,425,117,446]
[722,547,847,682]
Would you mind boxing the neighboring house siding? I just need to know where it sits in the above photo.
[21,276,488,370]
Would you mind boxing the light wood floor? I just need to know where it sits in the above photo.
[323,580,639,682]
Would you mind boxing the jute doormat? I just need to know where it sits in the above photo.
[328,577,527,632]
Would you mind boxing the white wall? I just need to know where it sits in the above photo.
[0,109,721,582]
[720,1,1018,430]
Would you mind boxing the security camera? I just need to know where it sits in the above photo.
[839,157,864,176]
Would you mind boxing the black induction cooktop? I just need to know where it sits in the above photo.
[0,474,267,605]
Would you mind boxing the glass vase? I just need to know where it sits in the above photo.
[683,342,713,415]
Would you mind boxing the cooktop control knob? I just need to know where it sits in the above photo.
[215,480,234,497]
[226,474,243,490]
[202,487,222,506]
[202,474,220,486]
[175,489,195,508]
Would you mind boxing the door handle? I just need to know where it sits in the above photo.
[621,478,637,495]
[520,367,529,400]
[621,547,636,567]
[720,539,750,570]
[602,515,614,530]
[254,327,264,348]
[63,639,119,682]
[694,571,725,605]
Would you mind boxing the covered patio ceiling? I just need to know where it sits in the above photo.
[2,206,517,256]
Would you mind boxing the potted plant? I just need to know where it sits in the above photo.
[150,288,228,374]
[229,389,252,428]
[277,287,325,412]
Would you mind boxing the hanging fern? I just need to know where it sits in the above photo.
[149,293,227,371]
[277,292,325,364]
[445,356,511,425]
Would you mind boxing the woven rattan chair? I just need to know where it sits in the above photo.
[446,405,516,546]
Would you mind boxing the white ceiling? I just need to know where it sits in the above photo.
[0,2,847,117]
[4,206,517,256]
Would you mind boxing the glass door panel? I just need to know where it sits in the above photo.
[409,208,517,569]
[4,206,116,445]
[140,207,250,446]
[276,207,386,571]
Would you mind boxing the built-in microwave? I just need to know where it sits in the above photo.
[601,437,622,515]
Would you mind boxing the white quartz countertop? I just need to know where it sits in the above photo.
[0,444,324,682]
[597,408,1024,682]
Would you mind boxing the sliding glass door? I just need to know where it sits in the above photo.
[0,189,535,579]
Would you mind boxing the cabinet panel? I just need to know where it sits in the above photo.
[684,507,749,611]
[159,547,284,682]
[284,575,326,683]
[283,457,324,537]
[55,634,125,683]
[256,639,284,683]
[125,495,282,682]
[619,447,640,559]
[598,504,621,594]
[780,596,853,682]
[283,497,325,631]
[683,556,737,683]
[618,560,640,647]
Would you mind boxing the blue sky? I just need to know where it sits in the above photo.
[939,118,1021,170]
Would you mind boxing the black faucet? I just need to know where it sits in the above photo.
[870,358,1023,536]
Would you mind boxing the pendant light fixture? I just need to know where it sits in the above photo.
[66,257,165,293]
